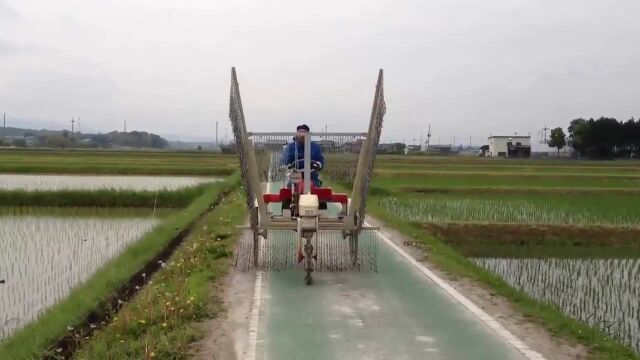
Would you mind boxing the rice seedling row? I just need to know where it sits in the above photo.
[376,196,640,226]
[0,216,158,340]
[473,257,640,354]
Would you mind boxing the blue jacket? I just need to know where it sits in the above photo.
[281,140,325,186]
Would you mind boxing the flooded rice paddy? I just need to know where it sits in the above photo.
[473,257,640,354]
[0,216,158,340]
[0,174,220,191]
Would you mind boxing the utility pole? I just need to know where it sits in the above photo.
[2,113,5,140]
[426,124,431,152]
[215,120,219,147]
[453,136,456,147]
[542,125,550,143]
[469,135,472,148]
[124,120,127,133]
[70,118,75,135]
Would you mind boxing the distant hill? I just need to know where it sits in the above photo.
[0,126,169,149]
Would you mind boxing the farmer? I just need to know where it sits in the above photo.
[282,124,325,186]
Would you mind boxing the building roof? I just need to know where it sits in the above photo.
[488,135,531,139]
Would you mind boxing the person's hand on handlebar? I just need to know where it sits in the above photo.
[287,159,322,171]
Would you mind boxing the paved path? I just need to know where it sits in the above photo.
[249,183,534,360]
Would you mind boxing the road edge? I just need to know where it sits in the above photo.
[366,219,546,360]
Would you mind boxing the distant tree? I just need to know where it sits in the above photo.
[568,117,625,159]
[13,138,27,147]
[23,130,34,138]
[568,118,588,156]
[41,134,73,148]
[547,127,566,157]
[106,131,169,149]
[36,135,48,146]
[197,145,203,151]
[90,133,110,147]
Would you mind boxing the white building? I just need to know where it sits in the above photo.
[487,136,531,158]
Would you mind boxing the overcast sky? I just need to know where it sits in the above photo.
[1,0,639,146]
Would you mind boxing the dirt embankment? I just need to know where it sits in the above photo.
[400,185,640,195]
[423,222,640,245]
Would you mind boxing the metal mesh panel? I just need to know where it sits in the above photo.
[228,68,259,236]
[235,229,378,272]
[228,68,385,277]
[357,69,386,228]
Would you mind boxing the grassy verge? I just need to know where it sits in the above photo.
[0,174,240,360]
[366,201,639,359]
[74,189,246,359]
[0,185,212,208]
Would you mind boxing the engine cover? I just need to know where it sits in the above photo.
[299,194,319,217]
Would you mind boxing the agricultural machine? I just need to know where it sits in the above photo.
[229,68,386,284]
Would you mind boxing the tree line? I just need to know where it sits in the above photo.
[547,117,640,159]
[0,129,169,149]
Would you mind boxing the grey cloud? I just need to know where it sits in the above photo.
[1,0,640,143]
[0,69,121,128]
[0,0,19,20]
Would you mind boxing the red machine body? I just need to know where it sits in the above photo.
[263,183,348,207]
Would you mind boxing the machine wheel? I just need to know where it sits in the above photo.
[304,238,314,286]
[349,234,359,270]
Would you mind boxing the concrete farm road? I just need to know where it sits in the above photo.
[245,183,535,360]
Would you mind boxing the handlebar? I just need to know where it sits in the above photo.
[286,159,322,171]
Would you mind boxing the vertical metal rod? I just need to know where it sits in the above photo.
[348,139,369,219]
[304,131,311,194]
